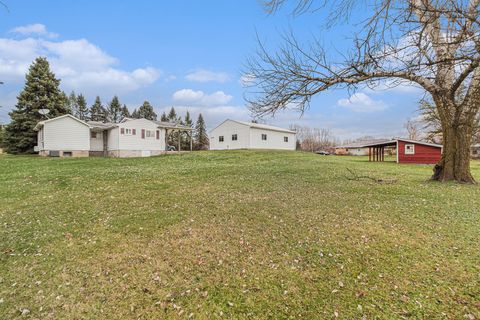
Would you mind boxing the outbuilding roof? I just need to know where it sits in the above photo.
[211,119,296,134]
[362,138,442,148]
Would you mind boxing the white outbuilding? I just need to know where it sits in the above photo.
[209,119,296,151]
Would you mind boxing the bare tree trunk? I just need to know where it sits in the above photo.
[432,101,476,183]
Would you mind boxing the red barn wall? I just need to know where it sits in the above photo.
[398,141,442,164]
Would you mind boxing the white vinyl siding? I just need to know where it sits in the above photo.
[249,128,296,150]
[117,119,165,151]
[42,116,90,151]
[209,120,296,151]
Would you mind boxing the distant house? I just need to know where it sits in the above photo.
[334,142,370,156]
[209,119,296,151]
[363,138,442,164]
[34,114,192,157]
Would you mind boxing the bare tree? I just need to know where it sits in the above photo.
[404,119,422,140]
[246,0,480,183]
[291,124,338,151]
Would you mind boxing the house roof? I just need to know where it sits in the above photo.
[87,121,117,130]
[211,119,296,134]
[35,115,192,132]
[153,120,193,130]
[34,114,90,131]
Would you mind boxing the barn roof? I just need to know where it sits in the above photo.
[362,138,442,148]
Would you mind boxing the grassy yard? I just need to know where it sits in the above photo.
[1,151,479,319]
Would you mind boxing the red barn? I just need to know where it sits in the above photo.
[363,139,442,164]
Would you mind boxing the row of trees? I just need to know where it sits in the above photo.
[2,57,209,153]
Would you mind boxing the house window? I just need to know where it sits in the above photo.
[145,130,155,138]
[284,136,288,142]
[125,128,132,135]
[232,134,238,141]
[261,134,267,141]
[219,136,224,142]
[405,144,415,155]
[91,132,97,139]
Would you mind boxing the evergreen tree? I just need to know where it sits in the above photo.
[194,113,209,150]
[131,109,139,119]
[106,96,122,123]
[0,124,5,149]
[90,96,107,122]
[76,94,89,120]
[160,112,168,122]
[137,101,157,120]
[4,57,68,154]
[121,104,130,119]
[167,107,178,122]
[68,91,78,116]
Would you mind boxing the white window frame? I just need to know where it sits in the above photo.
[405,144,415,155]
[284,136,288,142]
[145,130,155,138]
[219,136,224,142]
[232,134,238,141]
[125,128,133,136]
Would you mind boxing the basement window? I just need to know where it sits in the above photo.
[261,134,267,141]
[219,136,224,142]
[405,144,415,155]
[232,134,238,141]
[284,136,289,142]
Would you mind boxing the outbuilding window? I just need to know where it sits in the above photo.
[219,136,224,142]
[284,136,288,142]
[232,134,238,141]
[261,134,267,141]
[405,144,415,155]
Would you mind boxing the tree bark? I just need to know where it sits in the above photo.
[432,123,475,183]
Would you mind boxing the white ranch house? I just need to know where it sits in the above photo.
[34,114,192,157]
[209,119,296,151]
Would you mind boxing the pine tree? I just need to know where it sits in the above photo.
[131,109,139,119]
[160,112,168,122]
[4,57,68,154]
[76,94,89,120]
[194,113,209,150]
[121,104,130,119]
[0,124,5,148]
[90,96,107,122]
[68,91,78,116]
[137,101,157,120]
[167,107,178,123]
[107,96,122,123]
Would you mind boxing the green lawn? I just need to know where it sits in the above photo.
[1,151,479,319]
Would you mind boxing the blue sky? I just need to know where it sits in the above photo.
[0,0,424,140]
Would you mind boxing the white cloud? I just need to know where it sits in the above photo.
[185,69,230,83]
[172,89,233,106]
[337,92,388,113]
[0,29,161,96]
[10,23,58,38]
